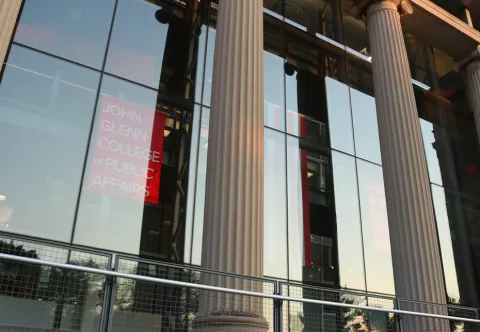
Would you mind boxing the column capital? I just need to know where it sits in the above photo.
[351,0,413,20]
[454,45,480,72]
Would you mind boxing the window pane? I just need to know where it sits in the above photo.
[325,77,354,155]
[351,88,381,164]
[194,25,208,105]
[264,128,287,278]
[431,184,461,303]
[420,118,443,186]
[191,107,210,265]
[264,14,285,131]
[356,159,395,295]
[202,27,215,107]
[288,137,338,287]
[183,105,202,264]
[15,0,115,69]
[105,0,206,101]
[74,75,192,257]
[285,28,347,146]
[331,151,366,291]
[283,0,344,44]
[0,45,99,242]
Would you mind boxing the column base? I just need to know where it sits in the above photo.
[193,311,269,332]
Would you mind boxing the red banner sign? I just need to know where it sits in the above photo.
[88,95,166,204]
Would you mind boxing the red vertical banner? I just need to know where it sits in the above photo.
[87,95,166,204]
[299,116,312,267]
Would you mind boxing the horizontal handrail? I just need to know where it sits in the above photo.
[0,253,479,324]
[280,281,397,302]
[397,297,479,312]
[115,254,277,285]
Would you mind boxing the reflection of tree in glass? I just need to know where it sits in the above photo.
[0,240,39,298]
[113,263,200,330]
[52,258,104,330]
[297,294,396,332]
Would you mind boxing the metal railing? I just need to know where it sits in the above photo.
[0,252,479,331]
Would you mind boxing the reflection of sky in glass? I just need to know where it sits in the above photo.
[0,45,99,242]
[420,119,443,186]
[430,184,460,302]
[15,0,115,69]
[331,151,366,291]
[105,0,167,88]
[285,72,299,137]
[183,105,202,264]
[286,136,304,282]
[356,160,395,295]
[351,90,381,165]
[264,51,285,131]
[264,128,288,278]
[326,77,354,155]
[191,108,210,265]
[202,28,215,107]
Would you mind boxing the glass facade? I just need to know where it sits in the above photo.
[2,2,480,331]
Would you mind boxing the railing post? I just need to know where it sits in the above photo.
[274,281,283,332]
[102,254,119,332]
[394,298,402,332]
[476,307,480,331]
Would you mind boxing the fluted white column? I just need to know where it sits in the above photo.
[0,0,21,65]
[455,46,480,145]
[194,1,267,331]
[353,0,448,330]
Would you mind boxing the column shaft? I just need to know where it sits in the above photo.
[198,0,265,322]
[0,0,21,65]
[366,1,448,330]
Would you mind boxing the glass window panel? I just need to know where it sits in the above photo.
[283,0,344,44]
[431,184,461,303]
[263,0,283,19]
[285,29,347,146]
[331,151,366,290]
[183,104,202,264]
[325,77,354,155]
[0,45,99,242]
[194,25,209,105]
[202,27,215,107]
[15,0,115,69]
[351,89,381,164]
[74,75,192,257]
[342,5,369,56]
[420,118,443,186]
[264,128,288,279]
[191,107,209,265]
[347,53,374,97]
[105,0,206,100]
[264,14,285,131]
[356,159,395,295]
[288,137,340,287]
